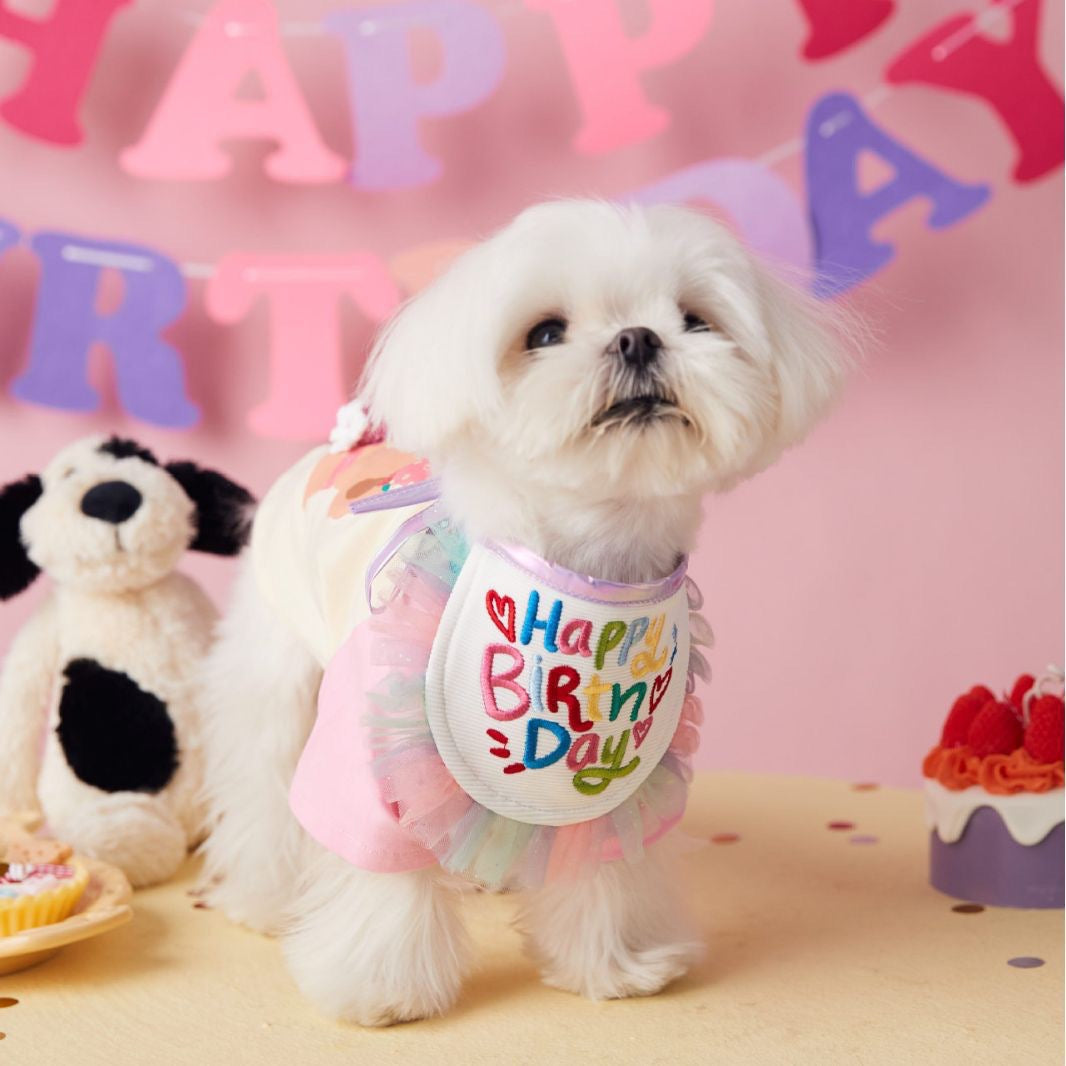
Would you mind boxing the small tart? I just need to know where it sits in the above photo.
[0,861,90,937]
[2,838,73,864]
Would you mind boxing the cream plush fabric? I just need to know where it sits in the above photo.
[0,436,252,887]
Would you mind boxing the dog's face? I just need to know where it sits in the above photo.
[0,436,254,598]
[363,200,845,507]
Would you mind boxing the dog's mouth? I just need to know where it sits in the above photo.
[590,394,688,429]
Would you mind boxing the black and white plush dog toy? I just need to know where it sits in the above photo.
[0,434,253,886]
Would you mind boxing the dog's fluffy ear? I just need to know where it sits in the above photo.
[164,462,255,556]
[645,204,851,461]
[0,474,43,599]
[752,267,851,453]
[359,241,506,457]
[697,242,850,457]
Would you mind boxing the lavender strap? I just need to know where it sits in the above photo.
[348,476,442,515]
[487,542,688,605]
[364,500,448,612]
[353,476,688,611]
[350,476,444,610]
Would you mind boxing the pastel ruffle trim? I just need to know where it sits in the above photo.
[923,744,1065,795]
[364,523,708,890]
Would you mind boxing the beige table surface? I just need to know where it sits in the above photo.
[0,773,1061,1065]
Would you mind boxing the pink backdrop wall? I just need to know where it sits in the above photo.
[1,0,1062,787]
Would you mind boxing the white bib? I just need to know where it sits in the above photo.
[424,542,690,827]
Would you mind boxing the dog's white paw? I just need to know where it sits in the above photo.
[283,929,465,1027]
[199,877,288,935]
[519,845,703,1002]
[540,939,703,1001]
[307,982,457,1029]
[281,859,469,1026]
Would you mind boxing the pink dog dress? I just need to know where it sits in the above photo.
[253,443,711,889]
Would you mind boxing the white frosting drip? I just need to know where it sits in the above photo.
[924,780,1065,845]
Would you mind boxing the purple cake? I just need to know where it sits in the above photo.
[923,672,1064,909]
[926,785,1064,908]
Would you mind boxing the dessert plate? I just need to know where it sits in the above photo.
[0,855,132,975]
[0,816,133,975]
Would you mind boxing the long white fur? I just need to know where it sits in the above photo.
[198,563,322,934]
[199,201,848,1024]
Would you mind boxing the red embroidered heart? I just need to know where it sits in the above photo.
[649,669,673,713]
[633,718,654,749]
[485,590,516,643]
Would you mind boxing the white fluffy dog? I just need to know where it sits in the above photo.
[199,201,847,1025]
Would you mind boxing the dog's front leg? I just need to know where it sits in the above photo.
[517,841,704,1000]
[282,848,471,1026]
[198,564,321,933]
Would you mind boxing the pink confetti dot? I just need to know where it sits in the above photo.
[852,782,879,791]
[710,833,741,845]
[849,834,878,845]
[827,820,855,831]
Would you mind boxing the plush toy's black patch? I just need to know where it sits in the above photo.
[57,659,178,794]
[0,474,43,600]
[98,436,159,466]
[165,461,255,556]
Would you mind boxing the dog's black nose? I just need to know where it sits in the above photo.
[80,481,143,525]
[609,327,663,370]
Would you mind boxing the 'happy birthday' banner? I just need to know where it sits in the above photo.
[1,0,1062,185]
[0,0,1062,438]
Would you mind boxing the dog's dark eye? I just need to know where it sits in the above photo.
[682,311,711,333]
[526,318,567,350]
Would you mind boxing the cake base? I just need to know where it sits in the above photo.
[930,807,1064,908]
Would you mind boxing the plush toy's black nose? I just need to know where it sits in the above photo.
[608,327,663,370]
[80,481,143,524]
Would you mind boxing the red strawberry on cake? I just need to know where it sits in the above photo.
[924,666,1064,908]
[940,685,995,748]
[966,699,1023,757]
[1025,695,1065,764]
[1009,674,1036,711]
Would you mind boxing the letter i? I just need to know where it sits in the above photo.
[531,654,544,713]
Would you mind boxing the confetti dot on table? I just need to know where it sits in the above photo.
[1008,956,1045,969]
[852,782,879,791]
[952,903,985,914]
[193,901,210,910]
[849,834,879,845]
[0,998,17,1009]
[710,833,741,844]
[827,821,855,831]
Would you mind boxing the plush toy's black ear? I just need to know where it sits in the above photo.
[98,436,159,466]
[0,474,43,599]
[165,462,255,556]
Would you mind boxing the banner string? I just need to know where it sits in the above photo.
[164,81,896,283]
[175,0,576,37]
[173,0,1021,45]
[153,80,895,283]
